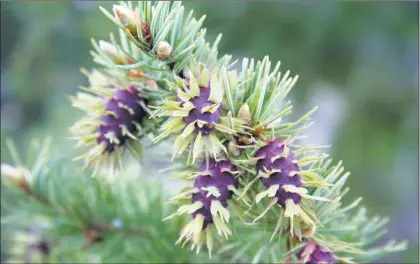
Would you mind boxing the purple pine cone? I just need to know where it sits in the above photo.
[181,86,222,136]
[299,242,336,264]
[255,138,302,207]
[97,86,147,152]
[191,159,238,228]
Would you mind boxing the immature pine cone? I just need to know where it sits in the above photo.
[255,138,302,208]
[167,158,239,255]
[191,159,238,229]
[71,83,149,169]
[97,85,147,152]
[152,67,237,163]
[251,138,327,231]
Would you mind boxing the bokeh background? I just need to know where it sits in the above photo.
[1,1,418,263]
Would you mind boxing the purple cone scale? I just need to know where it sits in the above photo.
[299,242,336,264]
[191,159,238,228]
[97,86,146,152]
[181,86,222,136]
[254,138,302,207]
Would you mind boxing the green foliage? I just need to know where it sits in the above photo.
[1,139,219,263]
[1,1,415,263]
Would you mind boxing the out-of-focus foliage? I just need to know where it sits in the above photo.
[1,1,418,263]
[1,139,222,263]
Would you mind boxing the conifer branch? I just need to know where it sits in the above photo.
[1,140,215,263]
[1,1,408,263]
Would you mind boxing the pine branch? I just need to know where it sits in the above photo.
[2,1,408,263]
[1,139,219,263]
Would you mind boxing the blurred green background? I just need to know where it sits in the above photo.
[1,1,418,263]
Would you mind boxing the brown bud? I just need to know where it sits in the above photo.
[156,41,173,60]
[141,22,152,48]
[237,135,253,145]
[128,69,143,79]
[238,104,251,124]
[253,125,266,137]
[113,5,139,38]
[301,226,316,238]
[113,5,137,26]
